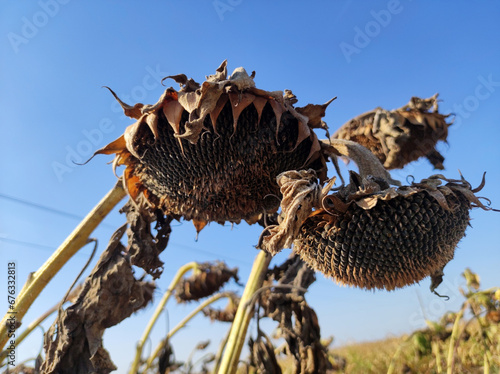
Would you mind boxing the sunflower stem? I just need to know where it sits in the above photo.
[143,291,234,371]
[217,250,271,374]
[129,261,199,374]
[446,304,465,374]
[213,322,232,374]
[0,180,126,351]
[432,340,443,373]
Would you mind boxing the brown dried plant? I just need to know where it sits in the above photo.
[174,262,240,303]
[249,256,336,374]
[94,60,334,233]
[333,94,452,169]
[260,140,496,292]
[40,225,155,373]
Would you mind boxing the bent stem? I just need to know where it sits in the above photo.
[144,291,234,371]
[129,261,198,374]
[217,250,271,374]
[0,180,126,350]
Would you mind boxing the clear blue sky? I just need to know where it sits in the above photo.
[1,1,500,371]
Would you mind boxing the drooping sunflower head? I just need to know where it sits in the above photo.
[96,61,334,231]
[259,139,496,292]
[333,94,452,170]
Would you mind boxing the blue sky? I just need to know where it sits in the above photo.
[1,1,500,371]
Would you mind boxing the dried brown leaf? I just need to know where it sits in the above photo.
[121,199,173,279]
[41,226,155,373]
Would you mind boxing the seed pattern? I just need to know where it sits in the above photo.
[135,100,318,223]
[294,191,470,290]
[95,62,332,229]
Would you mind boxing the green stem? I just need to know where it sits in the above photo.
[0,180,126,351]
[144,292,234,371]
[217,250,271,374]
[129,261,198,374]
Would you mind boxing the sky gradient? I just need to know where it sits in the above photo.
[1,1,500,371]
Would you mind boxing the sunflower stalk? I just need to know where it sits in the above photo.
[0,180,126,350]
[217,250,271,374]
[446,304,466,374]
[129,261,199,374]
[432,340,443,373]
[143,291,234,371]
[212,323,232,374]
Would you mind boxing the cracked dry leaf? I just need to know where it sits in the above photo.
[333,94,452,170]
[94,60,333,232]
[40,225,155,374]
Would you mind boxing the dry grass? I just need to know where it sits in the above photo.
[330,318,500,374]
[331,337,403,373]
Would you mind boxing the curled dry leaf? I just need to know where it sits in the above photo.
[94,60,333,232]
[121,197,173,279]
[40,225,155,374]
[258,169,335,256]
[175,262,239,303]
[333,94,452,169]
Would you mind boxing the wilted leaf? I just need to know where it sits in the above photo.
[41,225,155,373]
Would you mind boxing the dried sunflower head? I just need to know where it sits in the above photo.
[260,140,496,291]
[333,94,452,170]
[95,61,333,231]
[202,292,240,323]
[174,261,239,303]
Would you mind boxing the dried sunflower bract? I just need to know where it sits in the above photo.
[95,60,333,232]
